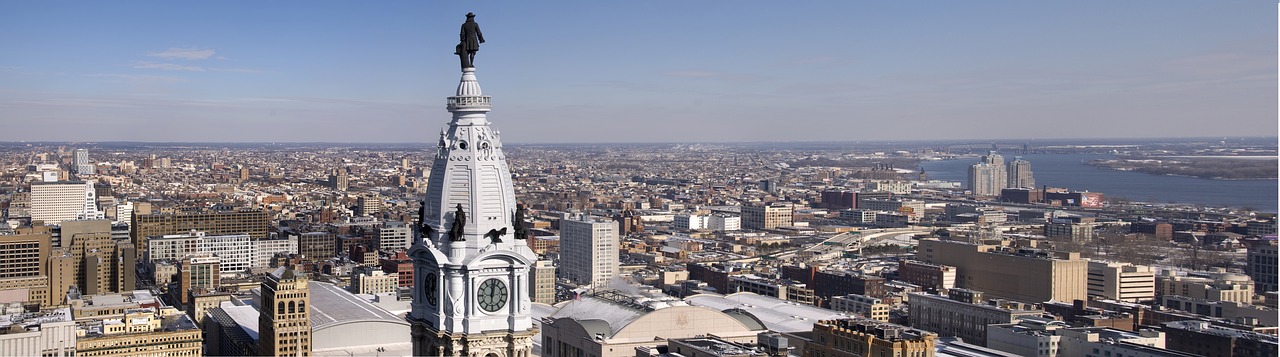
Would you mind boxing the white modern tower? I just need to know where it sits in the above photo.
[408,65,538,357]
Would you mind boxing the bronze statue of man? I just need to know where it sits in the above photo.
[457,12,484,69]
[449,203,467,241]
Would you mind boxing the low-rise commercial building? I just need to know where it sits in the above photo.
[986,317,1066,357]
[74,307,202,357]
[801,318,935,357]
[907,289,1043,347]
[829,294,889,322]
[1087,261,1155,303]
[1156,270,1254,304]
[1161,320,1278,357]
[351,267,398,295]
[897,260,956,293]
[0,307,75,357]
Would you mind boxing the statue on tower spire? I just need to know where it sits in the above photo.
[455,12,485,69]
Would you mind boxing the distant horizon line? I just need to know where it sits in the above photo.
[0,136,1275,147]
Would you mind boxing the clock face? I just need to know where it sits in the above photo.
[477,278,508,312]
[424,273,438,306]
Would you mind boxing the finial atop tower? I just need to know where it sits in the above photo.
[455,12,485,70]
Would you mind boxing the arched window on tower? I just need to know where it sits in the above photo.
[289,301,296,314]
[278,302,285,316]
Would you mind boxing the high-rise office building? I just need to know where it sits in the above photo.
[1247,239,1278,292]
[177,255,220,306]
[707,214,741,231]
[329,174,348,191]
[1006,156,1035,189]
[530,259,556,304]
[253,235,299,271]
[147,232,253,277]
[131,208,270,260]
[375,221,412,252]
[0,232,53,306]
[297,231,336,260]
[741,203,793,230]
[357,194,381,216]
[407,66,538,357]
[29,181,104,225]
[73,148,94,175]
[58,220,135,296]
[259,266,311,357]
[917,238,1087,303]
[967,151,1007,196]
[560,213,620,289]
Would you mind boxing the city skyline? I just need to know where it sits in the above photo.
[1,1,1276,143]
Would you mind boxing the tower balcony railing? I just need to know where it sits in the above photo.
[447,96,492,109]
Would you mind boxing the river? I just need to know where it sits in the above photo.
[918,154,1279,212]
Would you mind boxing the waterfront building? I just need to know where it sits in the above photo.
[968,151,1007,196]
[1007,156,1035,189]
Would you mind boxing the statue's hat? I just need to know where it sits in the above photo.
[466,12,475,17]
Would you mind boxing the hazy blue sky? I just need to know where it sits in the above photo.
[1,1,1275,143]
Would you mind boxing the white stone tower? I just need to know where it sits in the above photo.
[408,66,538,357]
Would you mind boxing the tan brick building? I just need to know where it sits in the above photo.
[917,238,1086,303]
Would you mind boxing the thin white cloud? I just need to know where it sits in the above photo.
[85,73,187,84]
[132,61,206,72]
[146,47,216,60]
[663,70,764,82]
[208,67,264,74]
[665,70,720,78]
